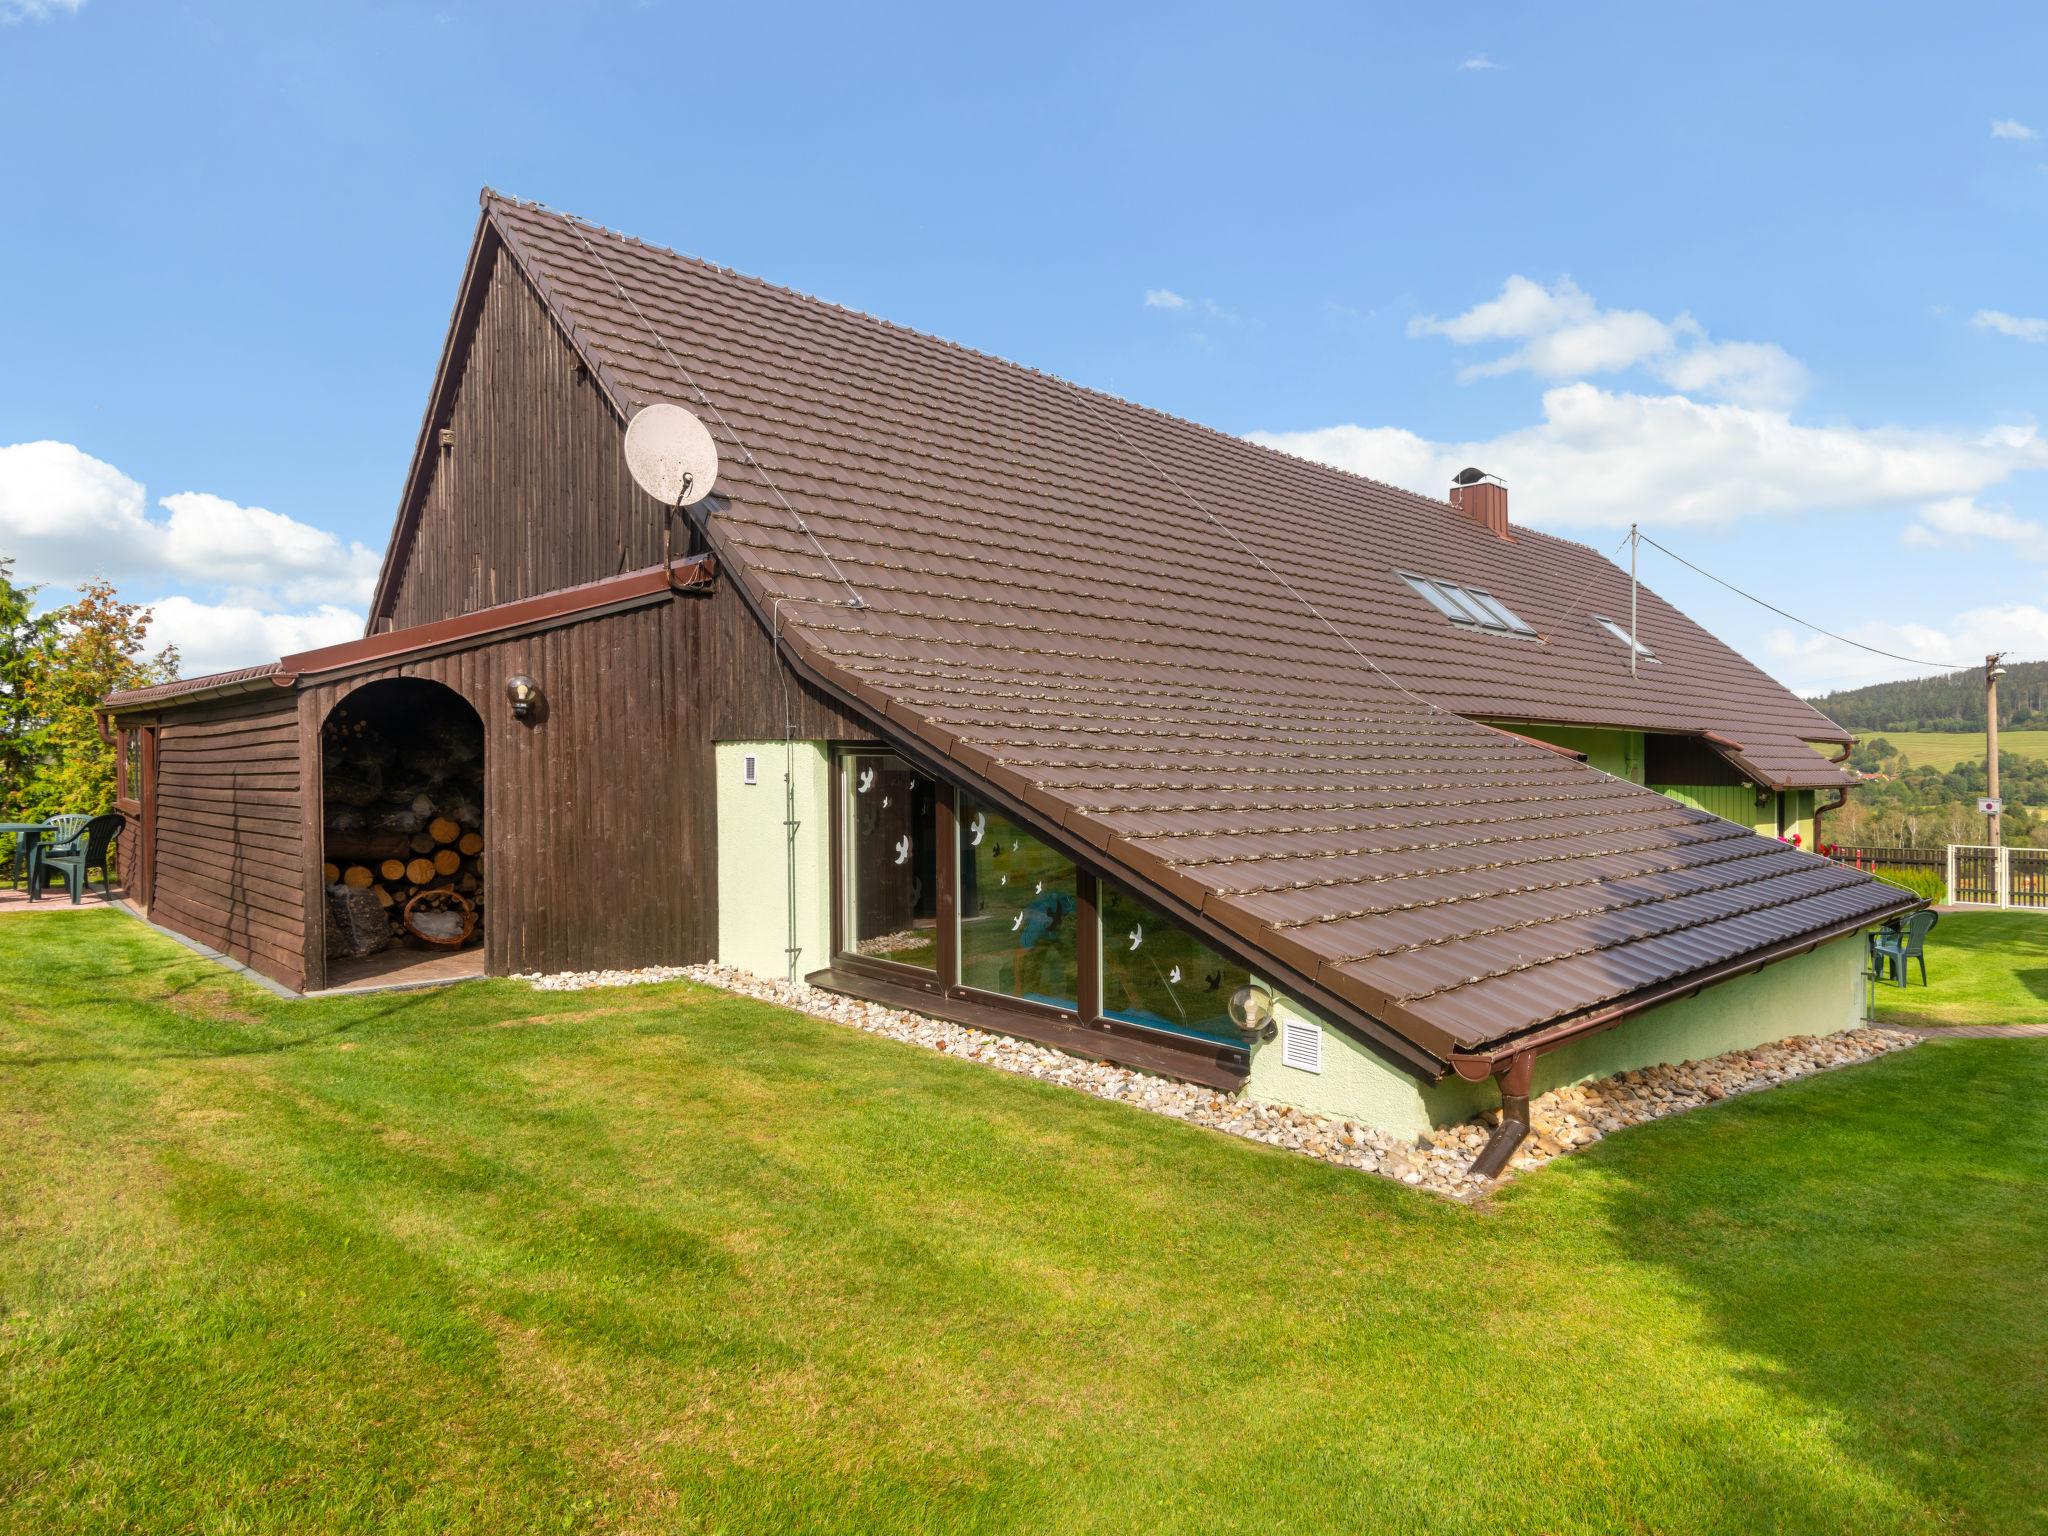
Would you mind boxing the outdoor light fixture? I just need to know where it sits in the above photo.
[505,674,540,721]
[1227,984,1279,1043]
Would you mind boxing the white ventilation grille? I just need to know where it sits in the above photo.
[742,752,759,786]
[1281,1018,1322,1074]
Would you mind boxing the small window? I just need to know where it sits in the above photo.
[1593,615,1656,662]
[741,752,759,786]
[1398,572,1533,635]
[1461,587,1534,634]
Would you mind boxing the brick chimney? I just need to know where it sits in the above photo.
[1449,467,1509,537]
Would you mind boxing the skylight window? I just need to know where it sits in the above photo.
[1593,615,1656,661]
[1398,573,1534,635]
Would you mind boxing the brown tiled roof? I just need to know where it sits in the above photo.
[104,663,286,710]
[445,193,1918,1061]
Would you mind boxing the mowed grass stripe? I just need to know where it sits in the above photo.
[1,911,2044,1534]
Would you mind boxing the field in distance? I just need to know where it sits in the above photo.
[1854,728,2048,774]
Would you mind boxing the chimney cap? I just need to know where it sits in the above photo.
[1452,466,1504,488]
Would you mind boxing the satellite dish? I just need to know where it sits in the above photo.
[624,403,720,507]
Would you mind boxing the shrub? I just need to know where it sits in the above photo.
[1871,865,1945,904]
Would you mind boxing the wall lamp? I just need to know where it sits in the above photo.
[505,674,540,721]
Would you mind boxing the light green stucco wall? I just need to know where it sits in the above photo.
[1243,991,1446,1140]
[1484,721,1645,783]
[1657,783,1813,845]
[1243,934,1869,1136]
[715,740,831,983]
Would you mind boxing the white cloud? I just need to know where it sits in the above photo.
[0,441,377,606]
[0,0,84,20]
[1407,276,1809,407]
[1250,383,2048,529]
[1902,496,2048,561]
[1459,54,1500,71]
[1144,288,1189,311]
[1766,604,2048,695]
[1652,339,1810,410]
[1973,308,2048,343]
[0,439,374,675]
[141,597,364,678]
[1991,118,2038,141]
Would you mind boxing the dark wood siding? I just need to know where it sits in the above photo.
[381,236,676,628]
[299,600,708,985]
[146,692,307,990]
[378,230,872,745]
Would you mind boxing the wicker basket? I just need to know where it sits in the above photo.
[402,888,476,948]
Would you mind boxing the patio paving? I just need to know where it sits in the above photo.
[0,885,120,915]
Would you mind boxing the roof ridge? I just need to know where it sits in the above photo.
[479,188,1470,524]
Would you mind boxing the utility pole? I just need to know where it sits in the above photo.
[1986,653,2006,848]
[1629,523,1640,681]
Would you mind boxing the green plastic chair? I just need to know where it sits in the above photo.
[25,814,89,894]
[1870,909,1939,988]
[31,814,119,903]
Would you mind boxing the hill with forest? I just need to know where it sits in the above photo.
[1808,659,2048,734]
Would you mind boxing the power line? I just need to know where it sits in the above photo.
[562,215,867,611]
[1057,381,1452,720]
[1635,531,1970,672]
[1547,528,1635,637]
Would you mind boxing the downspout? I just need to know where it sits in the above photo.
[1458,1050,1536,1179]
[1811,742,1853,851]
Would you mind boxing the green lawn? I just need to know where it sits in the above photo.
[1859,728,2048,774]
[1867,909,2048,1029]
[3,912,2046,1535]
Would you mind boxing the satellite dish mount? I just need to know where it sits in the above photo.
[624,403,722,592]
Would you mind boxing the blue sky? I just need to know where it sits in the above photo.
[2,0,2044,690]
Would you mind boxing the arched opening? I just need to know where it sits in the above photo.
[319,677,486,989]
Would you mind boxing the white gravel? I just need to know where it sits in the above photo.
[514,961,1919,1200]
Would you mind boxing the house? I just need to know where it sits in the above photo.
[103,190,1915,1174]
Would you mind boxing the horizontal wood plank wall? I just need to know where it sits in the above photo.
[300,602,704,980]
[382,236,677,629]
[147,692,307,990]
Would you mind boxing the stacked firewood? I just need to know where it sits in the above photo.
[322,705,483,947]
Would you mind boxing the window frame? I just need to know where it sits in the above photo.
[828,749,951,990]
[1592,614,1657,662]
[825,747,1257,1070]
[1397,571,1535,637]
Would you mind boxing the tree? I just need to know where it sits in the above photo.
[0,558,55,814]
[15,578,178,821]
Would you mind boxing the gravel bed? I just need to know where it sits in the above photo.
[515,962,1920,1200]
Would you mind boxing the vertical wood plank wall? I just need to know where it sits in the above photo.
[381,235,676,629]
[145,692,308,990]
[298,601,708,985]
[124,226,876,992]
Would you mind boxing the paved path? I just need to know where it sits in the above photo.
[1899,1022,2048,1039]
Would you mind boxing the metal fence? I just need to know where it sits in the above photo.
[1946,845,2048,910]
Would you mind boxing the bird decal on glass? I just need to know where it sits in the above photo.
[856,766,876,795]
[893,835,911,866]
[881,794,891,809]
[1010,911,1025,932]
[1127,924,1144,951]
[969,812,986,847]
[1167,965,1183,985]
[1204,971,1223,992]
[1034,880,1043,895]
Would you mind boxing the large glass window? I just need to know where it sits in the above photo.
[841,752,938,970]
[958,797,1080,1010]
[1099,885,1253,1046]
